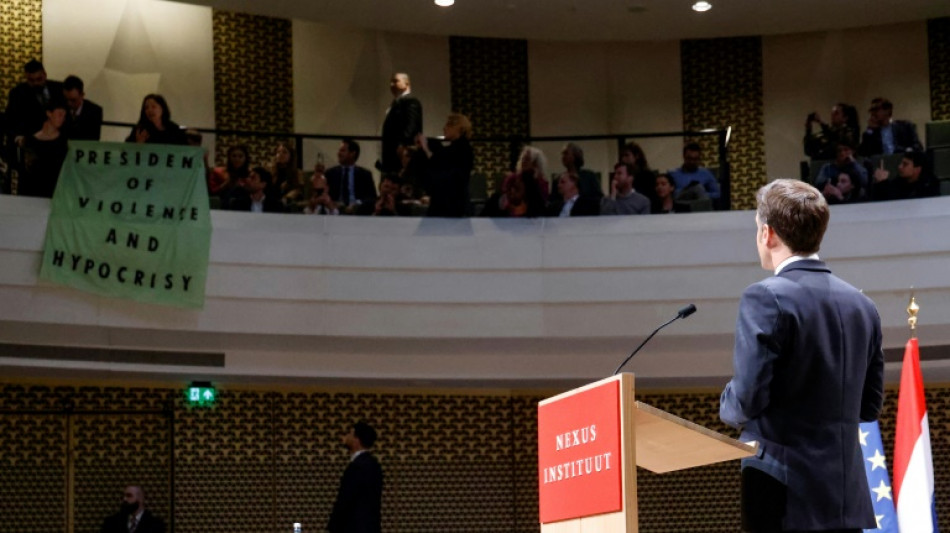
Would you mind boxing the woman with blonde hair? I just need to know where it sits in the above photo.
[417,113,474,217]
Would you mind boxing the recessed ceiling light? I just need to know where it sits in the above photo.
[435,0,454,6]
[692,1,712,12]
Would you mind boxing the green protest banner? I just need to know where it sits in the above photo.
[39,140,212,308]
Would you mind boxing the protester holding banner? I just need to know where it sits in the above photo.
[719,179,884,533]
[20,97,69,198]
[125,94,187,146]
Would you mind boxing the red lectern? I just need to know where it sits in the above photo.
[537,373,757,532]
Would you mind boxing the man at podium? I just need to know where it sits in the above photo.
[720,179,884,533]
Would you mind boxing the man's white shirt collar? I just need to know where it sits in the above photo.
[775,254,819,275]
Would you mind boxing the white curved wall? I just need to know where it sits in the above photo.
[1,195,949,389]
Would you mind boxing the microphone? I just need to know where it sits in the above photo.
[613,304,697,375]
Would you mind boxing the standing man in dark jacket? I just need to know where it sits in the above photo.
[328,422,383,533]
[99,485,166,533]
[379,72,422,174]
[62,75,103,141]
[720,179,884,532]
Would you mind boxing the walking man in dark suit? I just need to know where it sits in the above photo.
[720,179,884,533]
[99,485,166,533]
[328,421,383,533]
[62,75,103,141]
[379,72,422,174]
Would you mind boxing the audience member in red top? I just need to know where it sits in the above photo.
[481,169,545,218]
[211,145,251,198]
[515,146,550,203]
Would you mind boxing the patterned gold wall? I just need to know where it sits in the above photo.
[212,10,294,169]
[681,37,767,210]
[449,36,530,184]
[930,17,950,121]
[4,380,938,532]
[0,0,42,112]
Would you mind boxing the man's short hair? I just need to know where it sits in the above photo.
[353,421,377,448]
[252,167,273,185]
[341,138,361,161]
[613,162,635,178]
[24,59,44,74]
[63,75,84,93]
[755,179,829,256]
[902,151,927,169]
[683,142,702,155]
[870,97,893,112]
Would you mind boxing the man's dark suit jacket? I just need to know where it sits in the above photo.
[4,80,63,141]
[99,510,166,533]
[326,165,377,207]
[328,452,383,533]
[224,185,286,213]
[64,99,103,140]
[380,94,422,172]
[720,260,884,531]
[857,119,923,156]
[544,195,602,217]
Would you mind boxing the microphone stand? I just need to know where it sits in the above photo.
[613,315,682,375]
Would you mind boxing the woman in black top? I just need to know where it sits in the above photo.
[125,93,187,145]
[418,113,474,218]
[21,98,69,198]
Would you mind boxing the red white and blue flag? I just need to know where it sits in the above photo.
[860,420,898,532]
[893,337,939,532]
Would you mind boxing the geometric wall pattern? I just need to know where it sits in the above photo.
[449,36,530,188]
[212,10,294,168]
[0,0,42,112]
[930,17,950,121]
[4,381,935,533]
[681,37,767,210]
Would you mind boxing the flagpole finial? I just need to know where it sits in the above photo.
[907,291,919,337]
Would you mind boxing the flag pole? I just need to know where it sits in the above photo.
[907,290,919,339]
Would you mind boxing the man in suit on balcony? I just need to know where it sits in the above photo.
[328,422,383,533]
[379,72,422,174]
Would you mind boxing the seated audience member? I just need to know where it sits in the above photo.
[814,142,868,202]
[652,173,679,214]
[5,59,63,151]
[620,141,657,206]
[870,151,939,201]
[368,174,411,216]
[515,146,551,202]
[397,143,428,200]
[481,171,544,218]
[225,167,285,213]
[125,94,187,145]
[211,145,251,199]
[803,102,859,160]
[601,162,650,215]
[326,138,377,214]
[559,142,603,200]
[668,142,720,200]
[20,97,69,198]
[546,172,600,217]
[417,113,474,218]
[61,75,102,141]
[858,98,923,156]
[267,141,304,206]
[822,167,866,204]
[304,172,339,215]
